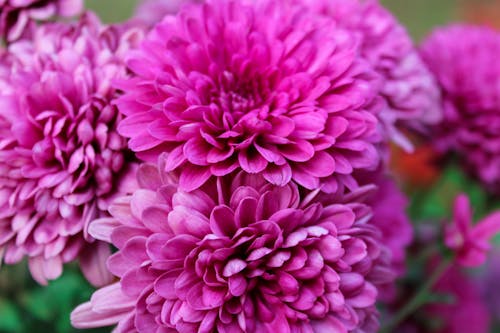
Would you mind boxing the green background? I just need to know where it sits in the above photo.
[85,0,462,40]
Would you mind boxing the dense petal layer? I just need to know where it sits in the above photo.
[72,156,396,332]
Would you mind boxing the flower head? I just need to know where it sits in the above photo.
[0,13,143,285]
[445,193,500,267]
[427,266,490,333]
[0,0,83,42]
[302,0,442,151]
[420,25,500,191]
[71,157,395,332]
[117,0,383,193]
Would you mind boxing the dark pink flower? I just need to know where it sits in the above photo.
[445,193,500,267]
[427,266,490,333]
[477,249,500,321]
[0,14,143,285]
[302,0,442,151]
[116,0,383,193]
[368,176,412,300]
[134,0,200,26]
[71,158,394,332]
[420,25,500,191]
[0,0,83,42]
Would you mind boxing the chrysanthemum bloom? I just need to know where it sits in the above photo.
[420,25,500,190]
[71,158,395,332]
[398,265,490,333]
[117,0,383,193]
[445,193,500,267]
[0,0,83,42]
[426,266,490,333]
[302,0,442,151]
[134,0,201,26]
[0,14,143,285]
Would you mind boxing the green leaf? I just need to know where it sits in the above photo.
[0,299,23,332]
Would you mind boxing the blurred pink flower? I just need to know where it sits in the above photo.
[477,248,500,321]
[420,25,500,191]
[427,266,490,333]
[116,0,383,193]
[369,176,412,300]
[0,0,83,42]
[445,193,500,267]
[134,0,200,26]
[302,0,442,151]
[71,157,395,332]
[0,13,143,285]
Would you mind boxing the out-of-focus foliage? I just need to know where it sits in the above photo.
[0,263,108,333]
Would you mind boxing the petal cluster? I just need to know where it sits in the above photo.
[117,0,382,194]
[302,0,442,150]
[0,0,83,42]
[0,14,143,284]
[420,25,500,190]
[71,158,394,332]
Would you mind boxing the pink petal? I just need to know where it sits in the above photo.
[263,164,292,186]
[79,242,114,287]
[179,164,212,192]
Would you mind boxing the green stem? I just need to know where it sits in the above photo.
[380,257,453,333]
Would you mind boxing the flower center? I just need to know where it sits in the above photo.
[213,70,271,122]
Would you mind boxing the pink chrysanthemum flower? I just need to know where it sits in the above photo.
[420,25,500,190]
[399,265,491,333]
[428,266,491,333]
[116,0,383,193]
[134,0,201,26]
[71,158,394,332]
[0,0,83,42]
[0,13,143,285]
[445,193,500,267]
[301,0,442,151]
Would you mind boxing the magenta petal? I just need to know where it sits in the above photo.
[346,283,377,308]
[164,146,187,172]
[223,259,247,277]
[71,301,128,329]
[187,282,225,310]
[154,269,182,299]
[90,282,136,313]
[184,138,210,166]
[210,205,236,237]
[303,151,336,177]
[228,275,247,297]
[179,164,212,192]
[79,242,113,287]
[238,149,268,174]
[89,218,121,243]
[279,141,315,162]
[263,164,292,186]
[312,316,347,333]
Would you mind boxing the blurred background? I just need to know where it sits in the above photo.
[1,0,500,332]
[85,0,500,39]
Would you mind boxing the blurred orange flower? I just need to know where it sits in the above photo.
[391,144,441,188]
[460,0,500,28]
